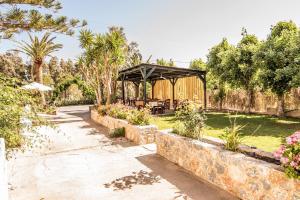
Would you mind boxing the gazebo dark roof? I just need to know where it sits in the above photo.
[118,63,206,82]
[118,63,207,109]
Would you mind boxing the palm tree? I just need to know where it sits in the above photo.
[15,32,62,104]
[79,28,127,105]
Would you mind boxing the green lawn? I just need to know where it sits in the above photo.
[150,112,300,152]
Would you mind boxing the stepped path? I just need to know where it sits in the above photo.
[8,105,237,200]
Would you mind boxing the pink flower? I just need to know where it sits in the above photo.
[290,161,298,168]
[273,145,286,158]
[286,132,300,145]
[280,157,289,165]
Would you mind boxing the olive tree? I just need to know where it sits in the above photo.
[255,21,300,116]
[226,30,260,113]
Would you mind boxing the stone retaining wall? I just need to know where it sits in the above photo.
[90,109,157,145]
[156,131,300,200]
[0,138,8,200]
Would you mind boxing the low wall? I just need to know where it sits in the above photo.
[90,109,157,145]
[156,131,300,200]
[0,138,8,200]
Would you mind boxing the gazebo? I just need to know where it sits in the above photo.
[118,63,207,109]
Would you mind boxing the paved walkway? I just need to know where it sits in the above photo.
[8,105,238,200]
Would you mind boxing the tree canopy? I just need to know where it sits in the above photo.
[255,21,300,116]
[0,0,87,39]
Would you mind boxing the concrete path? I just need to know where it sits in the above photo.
[8,105,238,200]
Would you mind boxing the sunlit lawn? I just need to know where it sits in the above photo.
[149,112,300,152]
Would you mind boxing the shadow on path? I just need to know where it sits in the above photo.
[136,154,239,200]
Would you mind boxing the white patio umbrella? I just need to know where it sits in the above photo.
[22,82,53,92]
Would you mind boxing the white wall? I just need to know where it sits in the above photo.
[0,138,8,200]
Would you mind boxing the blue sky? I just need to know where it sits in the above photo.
[2,0,300,67]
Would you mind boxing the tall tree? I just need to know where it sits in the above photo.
[255,21,300,116]
[227,30,260,113]
[125,42,142,68]
[206,38,234,109]
[0,51,27,79]
[48,56,59,83]
[79,27,128,105]
[0,0,87,39]
[15,32,62,104]
[189,58,206,70]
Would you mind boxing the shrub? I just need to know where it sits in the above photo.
[127,107,151,125]
[109,127,125,138]
[274,131,300,179]
[97,105,110,116]
[173,101,206,139]
[0,74,47,152]
[221,116,244,151]
[108,103,128,120]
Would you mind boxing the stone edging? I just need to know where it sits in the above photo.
[90,109,157,145]
[156,130,300,200]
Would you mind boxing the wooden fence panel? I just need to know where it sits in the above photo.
[153,76,204,104]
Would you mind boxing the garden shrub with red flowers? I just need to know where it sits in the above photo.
[274,131,300,179]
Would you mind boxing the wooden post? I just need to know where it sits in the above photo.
[143,67,147,106]
[169,78,178,110]
[203,72,207,110]
[121,75,125,105]
[198,73,207,110]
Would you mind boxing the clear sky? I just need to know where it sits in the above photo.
[2,0,300,67]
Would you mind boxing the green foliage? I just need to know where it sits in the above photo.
[255,21,300,115]
[109,127,125,138]
[189,58,206,70]
[108,104,128,120]
[156,58,175,66]
[220,115,245,151]
[173,101,206,139]
[96,104,151,126]
[0,0,87,39]
[151,112,300,152]
[0,73,46,151]
[0,52,27,79]
[127,107,151,126]
[274,132,300,179]
[78,27,128,105]
[52,76,95,104]
[255,21,299,96]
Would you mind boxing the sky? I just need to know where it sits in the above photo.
[2,0,300,67]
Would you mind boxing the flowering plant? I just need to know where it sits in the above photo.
[274,131,300,179]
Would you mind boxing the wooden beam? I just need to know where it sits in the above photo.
[121,75,125,104]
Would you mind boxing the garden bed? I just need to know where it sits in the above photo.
[90,109,157,145]
[156,130,300,200]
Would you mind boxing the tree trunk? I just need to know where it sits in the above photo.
[95,84,102,106]
[34,60,46,106]
[246,88,253,114]
[277,94,285,117]
[219,98,223,110]
[105,73,112,105]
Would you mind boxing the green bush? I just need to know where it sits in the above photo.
[96,104,151,126]
[173,101,206,139]
[127,107,151,125]
[109,127,125,138]
[108,104,128,120]
[220,116,245,151]
[0,73,47,152]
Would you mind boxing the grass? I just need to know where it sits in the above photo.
[149,112,300,152]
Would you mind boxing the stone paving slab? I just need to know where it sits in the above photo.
[8,105,238,200]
